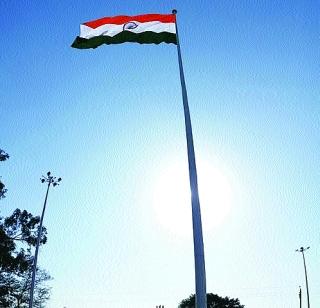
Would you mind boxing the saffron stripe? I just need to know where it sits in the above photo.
[71,31,177,49]
[84,14,176,29]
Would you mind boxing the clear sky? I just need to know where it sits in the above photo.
[1,1,319,307]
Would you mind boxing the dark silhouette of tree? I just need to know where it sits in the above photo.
[0,150,9,162]
[0,266,52,307]
[0,209,47,272]
[0,149,52,307]
[0,149,9,199]
[0,210,50,307]
[178,293,245,308]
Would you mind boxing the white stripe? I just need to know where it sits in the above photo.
[80,21,176,39]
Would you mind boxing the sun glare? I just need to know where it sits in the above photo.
[152,158,232,236]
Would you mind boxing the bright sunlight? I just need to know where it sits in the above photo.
[153,158,232,236]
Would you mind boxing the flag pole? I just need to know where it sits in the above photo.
[172,9,207,308]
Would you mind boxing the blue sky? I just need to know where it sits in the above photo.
[1,1,319,307]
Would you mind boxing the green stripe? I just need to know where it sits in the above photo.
[71,31,177,49]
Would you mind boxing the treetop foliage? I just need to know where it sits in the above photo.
[0,149,9,199]
[0,209,47,273]
[0,149,9,162]
[178,293,245,308]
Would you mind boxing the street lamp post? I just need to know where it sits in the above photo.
[299,286,302,308]
[29,172,61,308]
[296,246,310,308]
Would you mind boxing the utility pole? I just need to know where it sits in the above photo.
[299,286,302,308]
[29,172,61,308]
[296,246,310,308]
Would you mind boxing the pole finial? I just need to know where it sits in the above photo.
[172,9,177,14]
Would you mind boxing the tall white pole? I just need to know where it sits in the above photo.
[172,10,207,308]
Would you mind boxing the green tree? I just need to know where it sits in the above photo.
[0,265,52,308]
[0,149,9,199]
[178,293,245,308]
[0,209,47,273]
[0,149,52,307]
[0,150,9,161]
[0,210,51,307]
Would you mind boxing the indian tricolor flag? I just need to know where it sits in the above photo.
[71,13,177,49]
